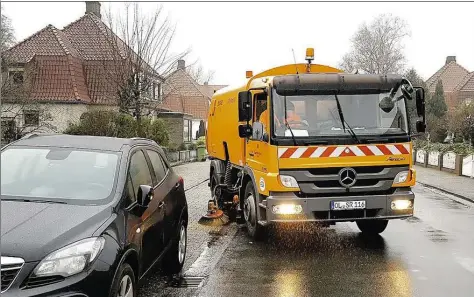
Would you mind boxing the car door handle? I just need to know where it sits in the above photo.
[158,201,165,209]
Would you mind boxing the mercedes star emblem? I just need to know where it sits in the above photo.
[338,167,357,188]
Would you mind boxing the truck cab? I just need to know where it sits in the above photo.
[206,49,426,239]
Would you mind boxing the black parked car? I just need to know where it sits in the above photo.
[1,134,188,297]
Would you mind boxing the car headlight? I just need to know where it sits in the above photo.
[393,171,409,184]
[33,237,105,277]
[279,175,299,188]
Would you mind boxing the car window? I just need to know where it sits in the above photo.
[1,147,119,203]
[146,149,168,184]
[129,150,153,198]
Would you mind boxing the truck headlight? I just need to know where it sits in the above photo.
[391,199,413,210]
[393,171,409,184]
[279,175,299,188]
[33,237,105,277]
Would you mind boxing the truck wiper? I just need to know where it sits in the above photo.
[283,95,298,146]
[333,94,360,144]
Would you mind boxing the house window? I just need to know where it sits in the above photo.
[24,110,40,126]
[151,82,162,102]
[183,119,191,142]
[1,118,16,143]
[8,70,24,85]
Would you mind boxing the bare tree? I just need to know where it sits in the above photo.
[1,5,15,53]
[340,14,410,74]
[101,2,190,135]
[187,62,215,84]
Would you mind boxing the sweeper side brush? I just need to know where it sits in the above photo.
[198,200,230,226]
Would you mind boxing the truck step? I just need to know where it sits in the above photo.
[257,220,268,227]
[258,200,267,209]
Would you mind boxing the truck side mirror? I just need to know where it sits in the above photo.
[238,124,253,138]
[414,87,425,117]
[416,120,426,133]
[238,91,252,122]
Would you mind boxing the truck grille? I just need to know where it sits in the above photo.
[1,257,24,293]
[281,165,409,195]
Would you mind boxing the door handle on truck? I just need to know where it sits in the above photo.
[158,201,165,209]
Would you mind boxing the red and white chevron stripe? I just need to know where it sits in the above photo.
[278,144,410,159]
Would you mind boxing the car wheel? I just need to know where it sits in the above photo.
[244,182,267,240]
[162,220,187,275]
[110,263,136,297]
[356,219,388,235]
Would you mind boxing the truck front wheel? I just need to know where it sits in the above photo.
[244,182,266,240]
[356,219,388,235]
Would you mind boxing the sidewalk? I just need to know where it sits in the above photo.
[415,165,474,203]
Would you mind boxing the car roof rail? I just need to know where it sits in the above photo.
[21,132,43,139]
[130,137,158,145]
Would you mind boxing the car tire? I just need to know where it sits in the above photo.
[109,263,136,297]
[162,220,187,275]
[356,219,388,235]
[243,182,267,241]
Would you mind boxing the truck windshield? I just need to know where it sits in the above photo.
[271,88,409,138]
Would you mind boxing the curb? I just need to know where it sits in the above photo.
[417,182,474,204]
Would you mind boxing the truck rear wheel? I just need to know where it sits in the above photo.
[356,219,388,235]
[244,182,266,240]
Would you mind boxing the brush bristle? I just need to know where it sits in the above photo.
[198,214,230,226]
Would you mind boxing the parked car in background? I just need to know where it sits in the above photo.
[1,134,188,297]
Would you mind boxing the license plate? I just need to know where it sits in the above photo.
[331,200,366,210]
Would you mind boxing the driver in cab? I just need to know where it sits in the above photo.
[259,101,303,130]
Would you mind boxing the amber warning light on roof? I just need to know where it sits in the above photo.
[306,48,314,62]
[246,70,253,78]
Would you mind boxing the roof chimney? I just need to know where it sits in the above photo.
[177,60,185,70]
[85,1,101,19]
[446,56,456,65]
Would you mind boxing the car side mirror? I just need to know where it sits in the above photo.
[238,91,252,122]
[379,96,395,113]
[238,124,252,138]
[137,185,153,207]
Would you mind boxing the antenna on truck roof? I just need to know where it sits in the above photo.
[291,48,299,75]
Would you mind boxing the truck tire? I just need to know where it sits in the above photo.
[356,219,388,235]
[243,182,266,240]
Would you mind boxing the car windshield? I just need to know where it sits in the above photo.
[271,88,409,138]
[1,147,120,203]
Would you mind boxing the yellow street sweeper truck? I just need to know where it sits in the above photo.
[201,48,426,239]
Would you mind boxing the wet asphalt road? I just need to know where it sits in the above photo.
[138,161,474,297]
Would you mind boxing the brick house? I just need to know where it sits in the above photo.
[426,56,472,110]
[159,59,226,145]
[1,2,165,144]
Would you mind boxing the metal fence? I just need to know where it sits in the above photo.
[165,150,198,165]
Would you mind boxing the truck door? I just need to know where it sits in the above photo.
[246,92,270,174]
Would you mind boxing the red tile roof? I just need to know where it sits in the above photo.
[1,13,157,105]
[2,25,80,64]
[455,72,474,92]
[426,61,470,93]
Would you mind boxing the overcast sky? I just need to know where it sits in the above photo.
[3,1,474,85]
